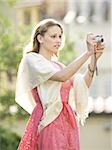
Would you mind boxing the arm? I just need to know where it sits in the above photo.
[84,41,105,88]
[50,33,104,83]
[50,33,95,82]
[83,55,97,88]
[50,51,91,82]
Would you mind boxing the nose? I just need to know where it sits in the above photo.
[56,37,61,44]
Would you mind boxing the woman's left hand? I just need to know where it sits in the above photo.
[94,42,105,60]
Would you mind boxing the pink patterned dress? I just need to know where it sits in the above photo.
[18,79,80,150]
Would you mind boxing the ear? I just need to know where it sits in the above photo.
[37,34,43,43]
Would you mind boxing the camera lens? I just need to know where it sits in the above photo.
[95,35,104,43]
[100,38,104,42]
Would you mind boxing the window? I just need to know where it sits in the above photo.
[101,0,110,21]
[24,10,31,25]
[87,1,95,22]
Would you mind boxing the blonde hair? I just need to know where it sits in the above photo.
[24,18,64,54]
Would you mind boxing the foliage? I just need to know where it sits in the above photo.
[0,1,30,120]
[59,34,77,65]
[0,3,22,83]
[0,90,29,120]
[0,126,20,150]
[0,29,22,71]
[0,0,17,6]
[0,0,77,123]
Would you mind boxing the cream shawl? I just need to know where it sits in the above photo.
[15,53,89,130]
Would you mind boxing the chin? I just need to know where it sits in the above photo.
[54,50,59,54]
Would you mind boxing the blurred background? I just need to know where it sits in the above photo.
[0,0,111,150]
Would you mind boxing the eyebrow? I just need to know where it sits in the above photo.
[48,32,62,36]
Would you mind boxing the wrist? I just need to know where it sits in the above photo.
[88,64,95,77]
[85,51,91,57]
[90,55,97,66]
[89,63,96,71]
[88,64,95,72]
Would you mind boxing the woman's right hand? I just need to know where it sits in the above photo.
[86,33,97,56]
[86,33,105,60]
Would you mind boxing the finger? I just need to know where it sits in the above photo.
[87,33,94,37]
[97,46,105,50]
[95,47,104,50]
[97,42,105,47]
[95,49,104,53]
[87,33,95,41]
[96,47,105,50]
[94,45,105,51]
[96,44,105,49]
[97,41,105,44]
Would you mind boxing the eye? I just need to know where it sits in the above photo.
[51,35,56,38]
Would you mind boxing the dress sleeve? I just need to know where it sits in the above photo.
[73,73,89,126]
[15,53,58,114]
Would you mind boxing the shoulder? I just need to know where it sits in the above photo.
[24,53,48,64]
[25,52,42,60]
[24,53,56,70]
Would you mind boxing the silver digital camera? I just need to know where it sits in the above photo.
[95,35,104,43]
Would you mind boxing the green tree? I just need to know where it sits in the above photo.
[0,0,22,83]
[0,0,30,121]
[0,0,78,122]
[0,126,20,150]
[0,0,17,6]
[59,35,77,65]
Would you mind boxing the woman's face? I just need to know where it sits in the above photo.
[40,25,63,55]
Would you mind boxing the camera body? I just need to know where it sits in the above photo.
[95,35,104,43]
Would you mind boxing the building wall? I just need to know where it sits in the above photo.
[16,6,40,26]
[80,114,112,150]
[45,0,67,19]
[16,0,67,26]
[65,0,111,98]
[68,22,111,98]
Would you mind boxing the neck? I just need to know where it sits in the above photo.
[39,47,53,60]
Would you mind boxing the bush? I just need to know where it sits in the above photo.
[0,90,29,120]
[0,126,20,150]
[59,35,77,65]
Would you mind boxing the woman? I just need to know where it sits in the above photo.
[15,18,104,150]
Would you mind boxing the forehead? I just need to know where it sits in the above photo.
[46,25,62,34]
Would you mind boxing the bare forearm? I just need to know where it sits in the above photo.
[50,51,90,82]
[84,55,97,87]
[84,43,105,87]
